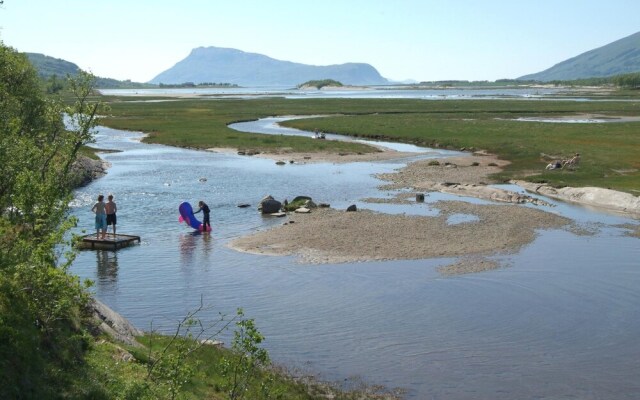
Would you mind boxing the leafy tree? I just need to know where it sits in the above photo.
[0,41,100,398]
[612,72,640,89]
[46,74,65,94]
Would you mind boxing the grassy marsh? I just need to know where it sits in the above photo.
[99,96,640,193]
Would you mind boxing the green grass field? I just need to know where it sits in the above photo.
[99,96,640,194]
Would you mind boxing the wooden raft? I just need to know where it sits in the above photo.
[79,234,141,250]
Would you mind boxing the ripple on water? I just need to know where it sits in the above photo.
[70,122,640,399]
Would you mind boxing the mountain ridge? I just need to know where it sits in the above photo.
[518,31,640,81]
[149,46,389,86]
[24,52,152,89]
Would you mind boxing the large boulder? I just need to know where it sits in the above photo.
[70,155,108,187]
[259,195,282,214]
[285,195,317,211]
[90,298,143,347]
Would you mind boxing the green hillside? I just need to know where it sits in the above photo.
[519,31,640,81]
[25,52,153,89]
[25,52,81,77]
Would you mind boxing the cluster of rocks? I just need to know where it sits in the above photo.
[237,150,261,156]
[256,195,356,216]
[431,182,553,206]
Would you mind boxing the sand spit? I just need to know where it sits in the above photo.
[225,144,636,269]
[437,257,503,276]
[207,147,418,164]
[376,154,553,206]
[228,202,570,265]
[377,154,508,187]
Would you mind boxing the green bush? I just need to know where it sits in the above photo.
[0,41,99,399]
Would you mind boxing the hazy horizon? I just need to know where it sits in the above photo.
[1,0,639,83]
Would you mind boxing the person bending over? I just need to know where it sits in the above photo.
[194,200,211,232]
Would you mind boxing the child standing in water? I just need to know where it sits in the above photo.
[91,194,107,240]
[194,200,211,232]
[105,194,117,237]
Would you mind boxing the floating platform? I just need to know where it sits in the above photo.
[79,234,141,250]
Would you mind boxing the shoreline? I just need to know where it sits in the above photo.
[86,136,636,270]
[206,146,419,164]
[228,148,638,270]
[228,203,571,266]
[213,146,640,216]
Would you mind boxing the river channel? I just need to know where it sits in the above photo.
[70,117,640,399]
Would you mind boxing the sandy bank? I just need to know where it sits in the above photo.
[228,147,637,270]
[229,203,569,265]
[377,154,508,186]
[375,154,553,206]
[207,147,418,164]
[375,153,639,216]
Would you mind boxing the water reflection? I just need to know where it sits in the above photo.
[96,250,118,290]
[179,232,198,265]
[179,231,215,268]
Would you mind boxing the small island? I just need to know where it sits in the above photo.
[297,79,344,90]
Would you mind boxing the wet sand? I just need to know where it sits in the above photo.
[207,146,418,164]
[227,147,635,271]
[229,202,569,266]
[227,150,564,269]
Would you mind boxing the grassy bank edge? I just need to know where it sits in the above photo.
[97,96,640,194]
[76,330,402,399]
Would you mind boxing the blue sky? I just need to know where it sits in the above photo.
[1,0,639,82]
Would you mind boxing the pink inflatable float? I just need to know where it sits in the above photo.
[178,201,212,232]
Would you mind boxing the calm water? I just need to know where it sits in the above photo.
[100,86,563,100]
[70,120,640,399]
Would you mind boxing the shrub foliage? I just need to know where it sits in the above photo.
[0,41,99,398]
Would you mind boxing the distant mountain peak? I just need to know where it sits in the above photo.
[149,46,389,86]
[518,31,640,81]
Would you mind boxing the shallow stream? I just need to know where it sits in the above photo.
[70,118,640,399]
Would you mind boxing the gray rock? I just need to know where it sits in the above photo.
[90,298,143,347]
[70,155,108,188]
[303,200,317,208]
[259,195,282,214]
[346,204,357,212]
